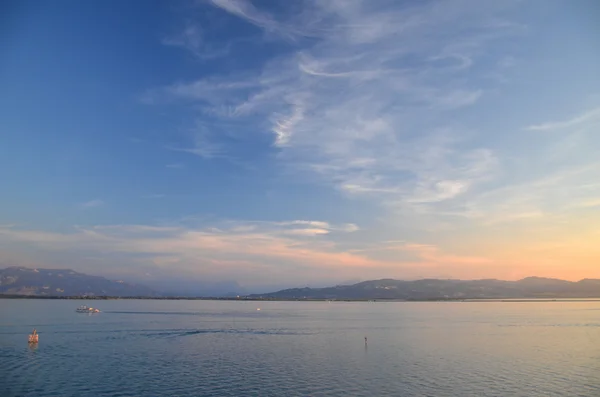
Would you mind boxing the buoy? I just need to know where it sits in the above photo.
[28,329,39,344]
[256,308,261,311]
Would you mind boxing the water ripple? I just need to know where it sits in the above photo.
[2,300,600,396]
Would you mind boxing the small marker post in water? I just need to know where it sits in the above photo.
[364,336,367,345]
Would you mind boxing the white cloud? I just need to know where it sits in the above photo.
[168,122,224,159]
[162,24,230,60]
[271,103,304,146]
[275,220,359,233]
[460,163,600,225]
[339,223,360,233]
[150,0,520,222]
[286,220,327,228]
[526,106,600,131]
[0,219,514,285]
[0,219,380,285]
[284,228,329,236]
[0,219,352,248]
[209,0,319,41]
[145,0,599,238]
[407,180,470,204]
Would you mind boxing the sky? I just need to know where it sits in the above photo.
[1,0,599,290]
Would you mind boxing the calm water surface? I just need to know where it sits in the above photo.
[1,300,599,396]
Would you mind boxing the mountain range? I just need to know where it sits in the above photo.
[0,267,157,297]
[249,277,600,300]
[2,266,600,299]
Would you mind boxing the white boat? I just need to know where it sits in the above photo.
[76,305,100,313]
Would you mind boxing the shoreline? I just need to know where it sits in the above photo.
[1,295,600,302]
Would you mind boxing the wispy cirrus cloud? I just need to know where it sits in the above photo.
[210,0,279,35]
[0,220,387,285]
[276,220,358,233]
[209,0,321,41]
[0,219,517,285]
[4,1,600,287]
[148,0,520,218]
[133,0,600,281]
[167,122,225,159]
[526,106,600,131]
[193,0,599,234]
[460,162,600,226]
[162,23,231,60]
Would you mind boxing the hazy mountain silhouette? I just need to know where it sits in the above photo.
[0,267,157,297]
[3,267,599,299]
[251,277,600,300]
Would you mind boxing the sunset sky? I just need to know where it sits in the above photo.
[1,0,599,289]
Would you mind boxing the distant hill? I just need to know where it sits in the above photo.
[3,267,599,300]
[249,277,600,300]
[0,267,158,297]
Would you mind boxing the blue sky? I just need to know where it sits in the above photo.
[1,0,599,289]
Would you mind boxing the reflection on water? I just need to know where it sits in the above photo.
[1,299,600,397]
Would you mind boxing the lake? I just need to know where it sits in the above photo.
[1,299,599,396]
